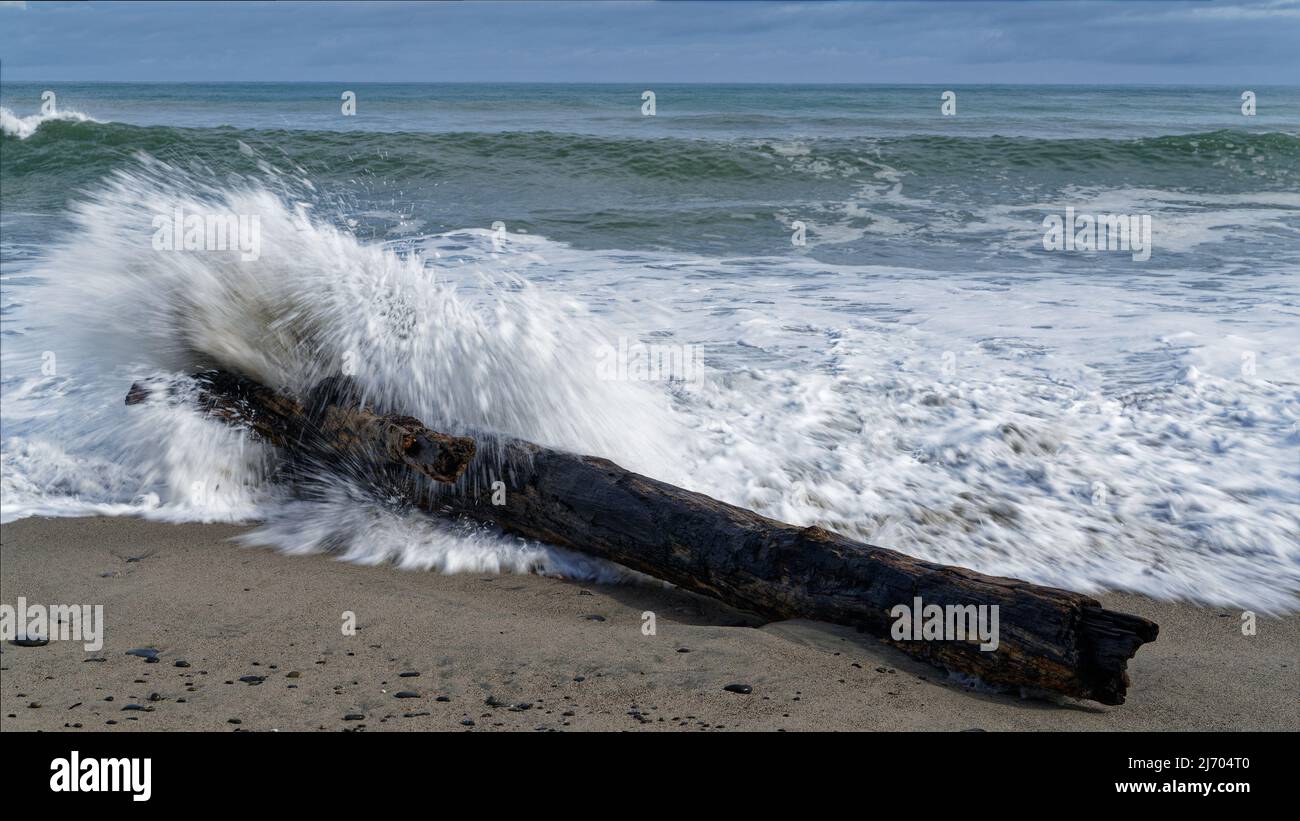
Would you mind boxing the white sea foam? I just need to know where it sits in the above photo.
[2,155,1297,609]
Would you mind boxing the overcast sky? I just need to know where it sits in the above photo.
[1,0,1298,84]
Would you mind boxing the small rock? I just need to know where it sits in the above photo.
[227,718,241,725]
[584,615,606,622]
[343,713,365,721]
[461,719,475,726]
[435,695,450,702]
[173,660,191,668]
[238,675,265,685]
[10,636,49,647]
[399,671,420,678]
[394,691,420,699]
[286,671,301,678]
[723,683,753,694]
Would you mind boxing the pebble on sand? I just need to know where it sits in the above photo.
[723,683,753,694]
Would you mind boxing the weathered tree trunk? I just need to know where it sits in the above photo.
[127,371,1157,705]
[126,371,475,484]
[433,441,1157,704]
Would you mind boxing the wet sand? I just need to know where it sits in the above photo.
[2,515,1295,731]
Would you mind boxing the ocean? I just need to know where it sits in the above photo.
[2,83,1297,611]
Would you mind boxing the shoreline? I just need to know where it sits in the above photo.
[2,515,1296,731]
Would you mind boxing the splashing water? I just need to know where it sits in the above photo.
[2,153,686,577]
[2,138,1297,612]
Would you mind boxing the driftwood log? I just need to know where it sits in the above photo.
[127,371,475,484]
[127,370,1157,705]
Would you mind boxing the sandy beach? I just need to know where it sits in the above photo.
[2,515,1295,732]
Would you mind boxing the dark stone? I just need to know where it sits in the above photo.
[238,675,265,685]
[9,636,49,647]
[174,660,191,668]
[343,713,365,721]
[394,691,420,699]
[435,695,450,702]
[723,683,753,694]
[399,671,420,677]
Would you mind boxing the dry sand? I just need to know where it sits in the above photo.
[2,515,1296,732]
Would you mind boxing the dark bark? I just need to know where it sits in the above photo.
[126,371,475,484]
[127,371,1158,705]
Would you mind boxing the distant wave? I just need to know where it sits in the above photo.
[0,105,102,139]
[3,115,1296,190]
